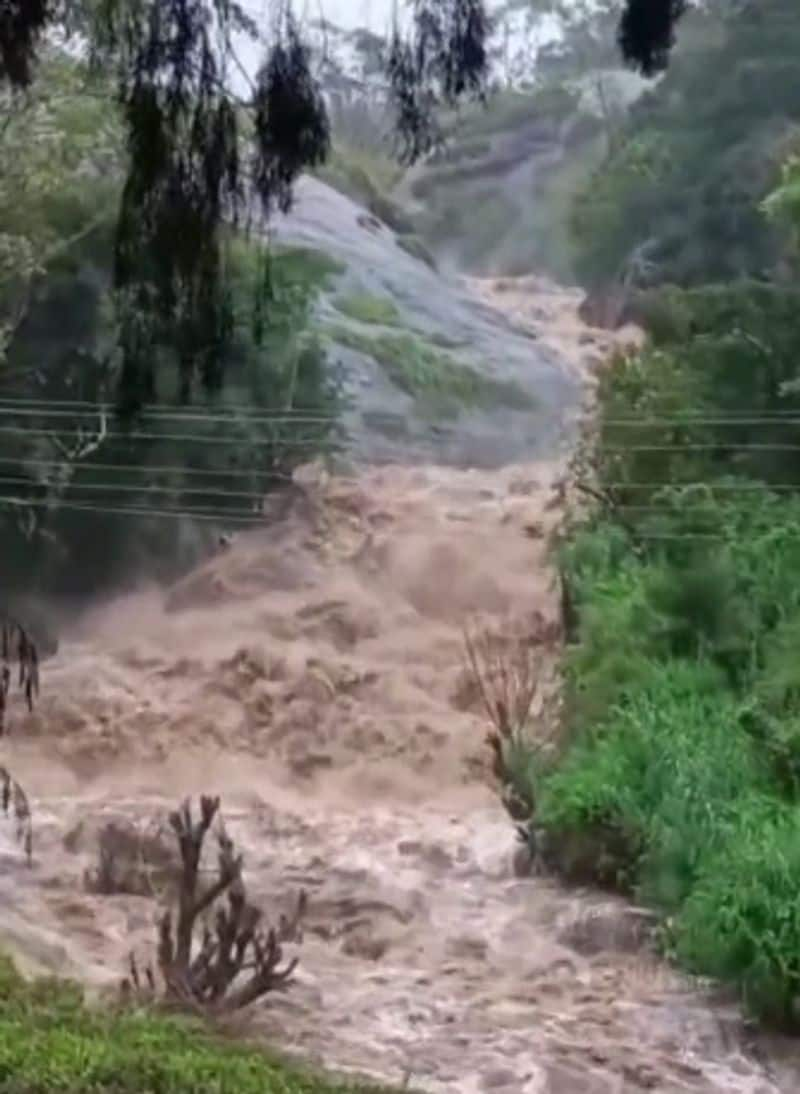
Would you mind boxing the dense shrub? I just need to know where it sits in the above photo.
[674,805,800,1027]
[539,663,769,907]
[523,281,800,1025]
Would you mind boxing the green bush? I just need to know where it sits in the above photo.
[540,662,766,906]
[674,803,800,1027]
[521,276,800,1025]
[0,955,398,1094]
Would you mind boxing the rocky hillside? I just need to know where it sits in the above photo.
[269,177,581,468]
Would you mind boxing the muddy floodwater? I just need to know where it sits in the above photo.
[3,273,800,1093]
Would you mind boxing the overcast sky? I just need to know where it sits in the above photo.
[231,0,562,95]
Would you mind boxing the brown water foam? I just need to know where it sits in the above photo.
[1,278,799,1093]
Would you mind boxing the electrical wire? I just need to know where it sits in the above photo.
[0,491,750,537]
[597,481,800,491]
[0,425,332,446]
[0,495,266,524]
[7,395,800,427]
[0,395,340,418]
[0,403,339,426]
[0,475,272,501]
[603,444,800,453]
[0,456,293,481]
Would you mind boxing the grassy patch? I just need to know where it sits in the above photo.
[0,955,399,1094]
[327,325,533,416]
[270,246,346,291]
[333,293,400,326]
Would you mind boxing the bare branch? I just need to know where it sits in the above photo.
[125,795,306,1014]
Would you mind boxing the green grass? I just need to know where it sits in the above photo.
[0,955,400,1093]
[270,246,346,291]
[326,325,533,416]
[332,293,400,326]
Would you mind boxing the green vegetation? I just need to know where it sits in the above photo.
[0,954,397,1094]
[0,52,346,601]
[327,325,533,416]
[267,246,346,292]
[333,293,400,326]
[499,275,800,1027]
[457,0,800,1032]
[570,0,800,288]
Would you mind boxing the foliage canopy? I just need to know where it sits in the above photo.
[0,0,495,416]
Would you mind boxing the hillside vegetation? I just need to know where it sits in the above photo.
[498,5,800,1019]
[0,51,344,601]
[570,0,800,289]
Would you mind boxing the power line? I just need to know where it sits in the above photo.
[8,395,800,426]
[0,404,339,426]
[598,481,800,491]
[0,495,265,524]
[0,456,293,481]
[604,444,800,453]
[0,425,331,447]
[601,418,800,428]
[613,505,800,516]
[0,492,748,537]
[3,478,800,508]
[0,395,339,419]
[0,475,271,501]
[9,428,800,453]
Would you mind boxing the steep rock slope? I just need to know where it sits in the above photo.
[270,177,580,468]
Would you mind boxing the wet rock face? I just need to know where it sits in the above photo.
[269,177,580,469]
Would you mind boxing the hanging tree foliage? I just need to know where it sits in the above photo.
[617,0,689,76]
[0,0,492,417]
[89,0,334,417]
[0,0,685,413]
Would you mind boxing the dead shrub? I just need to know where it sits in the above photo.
[0,616,38,736]
[463,614,559,833]
[0,616,37,862]
[0,766,32,863]
[122,795,306,1014]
